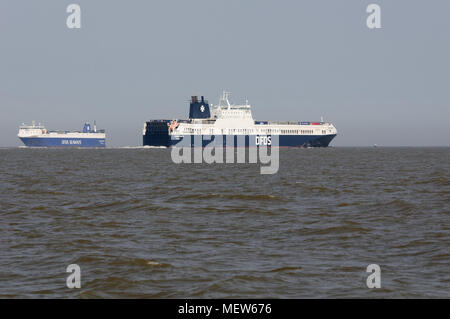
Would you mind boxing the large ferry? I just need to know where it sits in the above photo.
[18,122,106,147]
[143,92,337,147]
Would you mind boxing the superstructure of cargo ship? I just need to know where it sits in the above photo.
[18,121,106,147]
[143,92,337,148]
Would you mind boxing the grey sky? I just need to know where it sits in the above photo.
[1,0,449,147]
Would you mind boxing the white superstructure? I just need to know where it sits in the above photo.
[173,92,336,137]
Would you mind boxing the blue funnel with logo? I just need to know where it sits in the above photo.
[83,123,92,133]
[189,96,210,119]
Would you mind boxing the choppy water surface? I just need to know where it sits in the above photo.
[0,147,448,298]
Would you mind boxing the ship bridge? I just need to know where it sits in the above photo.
[212,91,255,128]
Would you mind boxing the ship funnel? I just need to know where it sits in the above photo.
[83,122,91,133]
[189,95,211,119]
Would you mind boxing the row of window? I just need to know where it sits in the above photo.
[183,128,255,134]
[184,128,202,133]
[180,128,320,135]
[281,129,314,135]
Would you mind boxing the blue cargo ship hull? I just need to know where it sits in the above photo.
[143,133,336,148]
[20,137,106,148]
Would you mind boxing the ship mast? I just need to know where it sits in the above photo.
[218,90,231,110]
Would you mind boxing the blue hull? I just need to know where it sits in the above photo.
[20,137,106,148]
[144,134,336,147]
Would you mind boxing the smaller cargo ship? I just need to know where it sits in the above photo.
[18,121,106,147]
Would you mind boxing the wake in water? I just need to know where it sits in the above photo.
[110,146,168,149]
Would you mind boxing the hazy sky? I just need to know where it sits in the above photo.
[1,0,449,146]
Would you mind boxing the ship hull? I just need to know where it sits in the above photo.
[143,133,336,148]
[19,137,106,148]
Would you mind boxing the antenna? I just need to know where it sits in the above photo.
[224,90,231,109]
[217,90,232,109]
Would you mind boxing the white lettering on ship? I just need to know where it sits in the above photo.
[61,140,82,145]
[256,136,271,146]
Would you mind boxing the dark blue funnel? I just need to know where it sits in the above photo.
[83,123,92,133]
[189,96,210,119]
